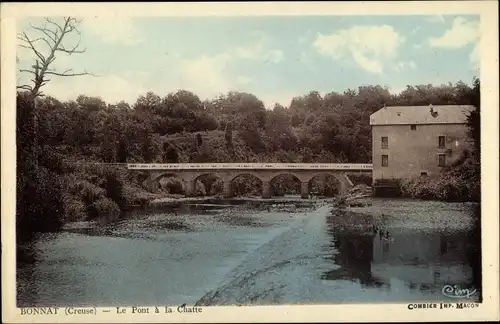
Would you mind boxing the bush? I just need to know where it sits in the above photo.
[349,173,372,186]
[309,175,341,197]
[66,179,105,220]
[63,169,129,222]
[195,180,206,196]
[122,184,151,205]
[233,176,261,196]
[270,175,299,196]
[102,169,125,210]
[160,178,184,194]
[63,197,87,222]
[71,180,105,204]
[334,195,348,208]
[400,162,479,202]
[210,179,223,196]
[91,197,121,223]
[17,166,65,242]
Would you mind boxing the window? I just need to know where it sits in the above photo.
[420,172,428,176]
[382,155,388,167]
[410,124,417,131]
[438,136,446,148]
[381,136,388,149]
[438,154,446,167]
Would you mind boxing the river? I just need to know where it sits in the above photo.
[16,197,481,307]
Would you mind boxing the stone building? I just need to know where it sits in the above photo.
[370,105,475,192]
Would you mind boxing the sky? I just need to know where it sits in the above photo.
[16,14,480,108]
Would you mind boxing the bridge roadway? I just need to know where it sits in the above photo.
[128,163,373,198]
[127,163,373,171]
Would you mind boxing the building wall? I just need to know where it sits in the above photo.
[372,123,471,181]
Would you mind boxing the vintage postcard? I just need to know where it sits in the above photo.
[1,1,499,323]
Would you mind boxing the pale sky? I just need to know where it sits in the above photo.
[17,15,480,108]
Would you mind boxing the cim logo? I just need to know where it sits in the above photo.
[442,285,477,299]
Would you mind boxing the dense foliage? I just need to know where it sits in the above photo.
[399,77,481,202]
[31,81,480,164]
[16,78,481,242]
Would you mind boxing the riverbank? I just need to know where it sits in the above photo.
[147,183,373,205]
[62,196,325,231]
[149,195,336,204]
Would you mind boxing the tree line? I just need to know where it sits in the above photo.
[33,80,480,167]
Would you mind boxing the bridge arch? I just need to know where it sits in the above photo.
[192,173,224,197]
[269,172,303,198]
[155,173,186,195]
[307,173,342,197]
[306,172,351,197]
[230,173,263,198]
[142,166,355,197]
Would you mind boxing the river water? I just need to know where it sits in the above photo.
[16,197,481,307]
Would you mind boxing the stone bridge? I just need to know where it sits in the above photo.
[128,163,372,199]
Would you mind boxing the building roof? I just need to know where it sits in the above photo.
[370,105,475,126]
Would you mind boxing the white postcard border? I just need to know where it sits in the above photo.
[1,1,498,323]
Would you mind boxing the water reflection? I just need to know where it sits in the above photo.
[322,212,384,287]
[17,244,38,306]
[323,208,481,301]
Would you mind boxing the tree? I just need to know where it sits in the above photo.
[219,91,267,130]
[17,17,94,164]
[134,92,161,112]
[466,77,480,162]
[16,17,93,244]
[117,137,129,163]
[266,104,297,151]
[196,133,203,147]
[141,132,157,162]
[225,122,234,152]
[17,17,93,100]
[164,90,203,113]
[102,169,125,211]
[101,114,122,162]
[162,142,180,163]
[76,95,107,112]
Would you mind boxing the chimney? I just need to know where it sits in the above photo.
[429,104,438,118]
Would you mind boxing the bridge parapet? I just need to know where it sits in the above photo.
[127,163,373,171]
